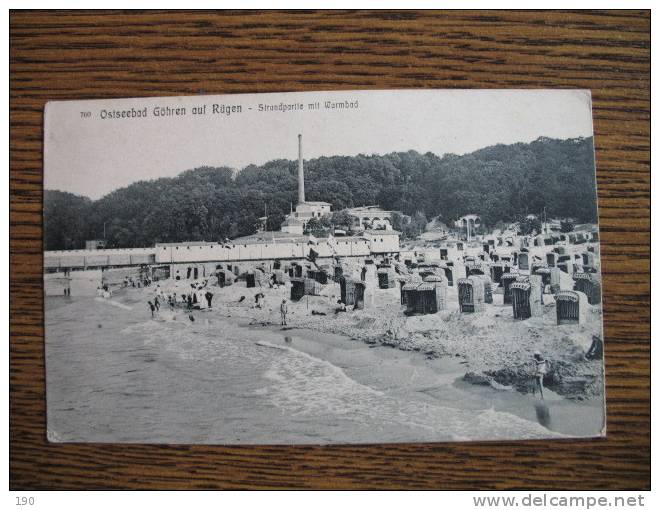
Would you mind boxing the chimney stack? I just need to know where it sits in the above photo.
[298,134,305,204]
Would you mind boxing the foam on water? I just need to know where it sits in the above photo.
[95,297,133,310]
[48,296,565,443]
[258,340,564,441]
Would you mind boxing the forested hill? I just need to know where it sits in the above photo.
[44,136,597,250]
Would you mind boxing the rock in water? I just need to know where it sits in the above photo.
[284,336,292,344]
[189,314,195,322]
[534,401,551,428]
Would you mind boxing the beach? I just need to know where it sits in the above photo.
[45,279,604,444]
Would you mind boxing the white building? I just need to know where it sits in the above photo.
[280,216,304,235]
[454,214,481,229]
[345,206,394,230]
[291,201,332,224]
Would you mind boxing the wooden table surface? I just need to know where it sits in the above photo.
[10,10,650,490]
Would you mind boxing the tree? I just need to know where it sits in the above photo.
[304,217,331,236]
[330,210,354,230]
[43,137,598,248]
[560,220,575,233]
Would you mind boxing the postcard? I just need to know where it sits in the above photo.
[43,89,605,443]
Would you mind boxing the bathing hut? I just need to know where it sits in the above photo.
[377,267,397,289]
[304,277,322,296]
[440,248,448,260]
[272,269,287,285]
[290,278,305,301]
[307,268,329,285]
[457,277,486,313]
[556,255,573,275]
[556,290,588,325]
[216,269,234,287]
[400,280,417,306]
[465,262,486,277]
[500,273,519,305]
[404,276,448,315]
[510,280,538,320]
[246,271,257,288]
[288,266,295,278]
[534,267,561,294]
[423,275,448,310]
[340,276,358,306]
[353,281,367,310]
[572,273,602,305]
[456,242,464,251]
[489,263,509,284]
[546,252,556,267]
[273,260,281,270]
[294,264,303,278]
[333,265,343,282]
[510,276,543,320]
[553,246,566,255]
[483,243,490,253]
[518,252,529,270]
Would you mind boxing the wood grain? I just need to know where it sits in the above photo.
[10,10,650,490]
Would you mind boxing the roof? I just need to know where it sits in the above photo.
[363,229,401,236]
[346,206,396,214]
[232,232,308,244]
[155,241,218,247]
[301,201,331,206]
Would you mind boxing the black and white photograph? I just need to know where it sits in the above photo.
[43,89,605,444]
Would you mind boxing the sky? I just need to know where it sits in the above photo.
[44,89,594,200]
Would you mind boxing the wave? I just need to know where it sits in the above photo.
[259,340,564,441]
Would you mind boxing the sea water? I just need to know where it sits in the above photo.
[45,295,598,444]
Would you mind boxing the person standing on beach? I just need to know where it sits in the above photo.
[280,299,288,326]
[154,295,160,311]
[148,301,156,318]
[205,290,214,309]
[532,351,549,399]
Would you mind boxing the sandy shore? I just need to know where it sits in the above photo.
[145,272,604,403]
[48,292,608,442]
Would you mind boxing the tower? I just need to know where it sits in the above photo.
[298,133,305,204]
